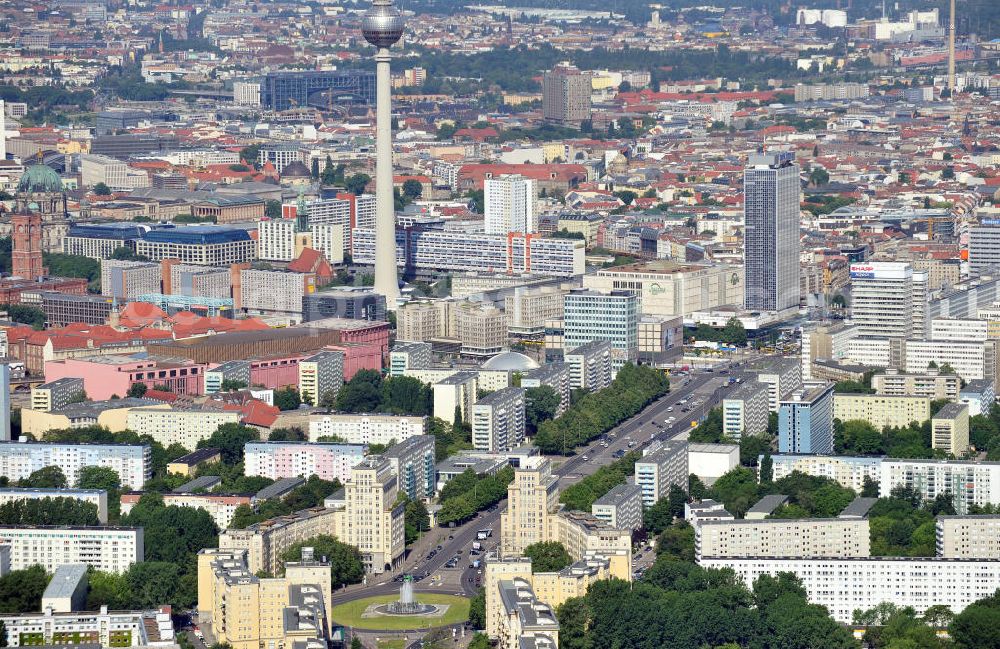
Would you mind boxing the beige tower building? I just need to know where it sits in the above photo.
[500,459,560,557]
[332,456,405,574]
[197,548,332,649]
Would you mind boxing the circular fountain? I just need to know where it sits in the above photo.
[382,576,436,615]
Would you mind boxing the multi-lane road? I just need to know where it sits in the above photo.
[330,359,753,606]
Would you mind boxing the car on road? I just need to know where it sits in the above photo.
[666,406,673,412]
[581,455,589,461]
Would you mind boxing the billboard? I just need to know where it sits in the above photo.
[849,262,911,281]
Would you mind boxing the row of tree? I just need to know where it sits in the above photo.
[436,466,514,526]
[333,370,434,416]
[558,451,640,512]
[533,363,670,455]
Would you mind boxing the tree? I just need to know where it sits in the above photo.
[950,591,1000,648]
[402,179,423,200]
[19,465,67,488]
[0,497,99,526]
[220,379,248,392]
[942,166,955,180]
[239,144,262,168]
[468,587,486,629]
[523,541,573,572]
[77,466,121,492]
[0,566,49,613]
[381,376,432,415]
[268,427,306,442]
[197,423,259,464]
[344,173,371,196]
[265,200,281,218]
[525,385,561,433]
[93,182,112,196]
[720,317,747,347]
[280,535,364,588]
[467,633,490,649]
[110,247,148,262]
[759,453,773,483]
[310,158,320,180]
[273,387,302,411]
[557,597,592,649]
[126,383,148,398]
[336,370,384,413]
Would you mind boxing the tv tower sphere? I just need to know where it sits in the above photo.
[362,0,405,49]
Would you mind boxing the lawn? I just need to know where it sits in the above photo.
[377,641,406,649]
[331,593,470,631]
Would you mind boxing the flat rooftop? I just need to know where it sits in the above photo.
[597,259,716,275]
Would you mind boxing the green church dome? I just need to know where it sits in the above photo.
[17,165,63,194]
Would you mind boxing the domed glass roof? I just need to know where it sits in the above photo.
[482,351,540,372]
[17,165,63,194]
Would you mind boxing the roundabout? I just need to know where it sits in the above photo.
[330,593,470,631]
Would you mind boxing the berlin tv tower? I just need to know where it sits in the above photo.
[362,0,404,308]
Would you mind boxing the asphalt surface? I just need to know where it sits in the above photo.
[331,359,756,606]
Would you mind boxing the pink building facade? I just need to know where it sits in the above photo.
[44,354,205,400]
[249,355,306,390]
[243,442,366,483]
[325,343,382,381]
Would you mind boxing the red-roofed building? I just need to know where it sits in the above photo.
[457,163,587,194]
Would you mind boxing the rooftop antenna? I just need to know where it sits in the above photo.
[947,0,956,95]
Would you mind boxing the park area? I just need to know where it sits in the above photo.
[331,593,470,631]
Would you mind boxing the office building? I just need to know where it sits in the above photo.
[260,69,375,111]
[240,269,315,320]
[548,511,632,579]
[968,222,1000,271]
[472,387,526,453]
[351,228,585,278]
[634,441,688,507]
[126,409,240,449]
[303,290,387,323]
[500,459,560,556]
[872,369,962,401]
[778,383,835,454]
[383,435,436,500]
[521,363,571,417]
[564,341,613,391]
[485,175,537,235]
[832,393,931,430]
[121,492,251,529]
[931,317,989,342]
[163,261,232,300]
[0,526,142,573]
[721,380,769,440]
[543,63,591,126]
[0,606,176,649]
[0,442,150,489]
[63,223,150,259]
[331,457,405,573]
[100,260,161,302]
[800,323,859,380]
[0,488,108,524]
[452,301,509,357]
[743,152,800,312]
[583,261,743,318]
[197,548,331,649]
[562,290,638,369]
[31,292,116,327]
[135,226,256,265]
[697,517,870,561]
[931,403,970,455]
[591,483,643,532]
[307,413,425,445]
[219,508,338,575]
[902,339,997,384]
[849,262,929,338]
[298,351,344,406]
[505,286,565,337]
[233,81,261,106]
[80,154,147,192]
[769,454,883,493]
[388,342,431,377]
[244,442,366,484]
[31,377,85,413]
[396,300,451,343]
